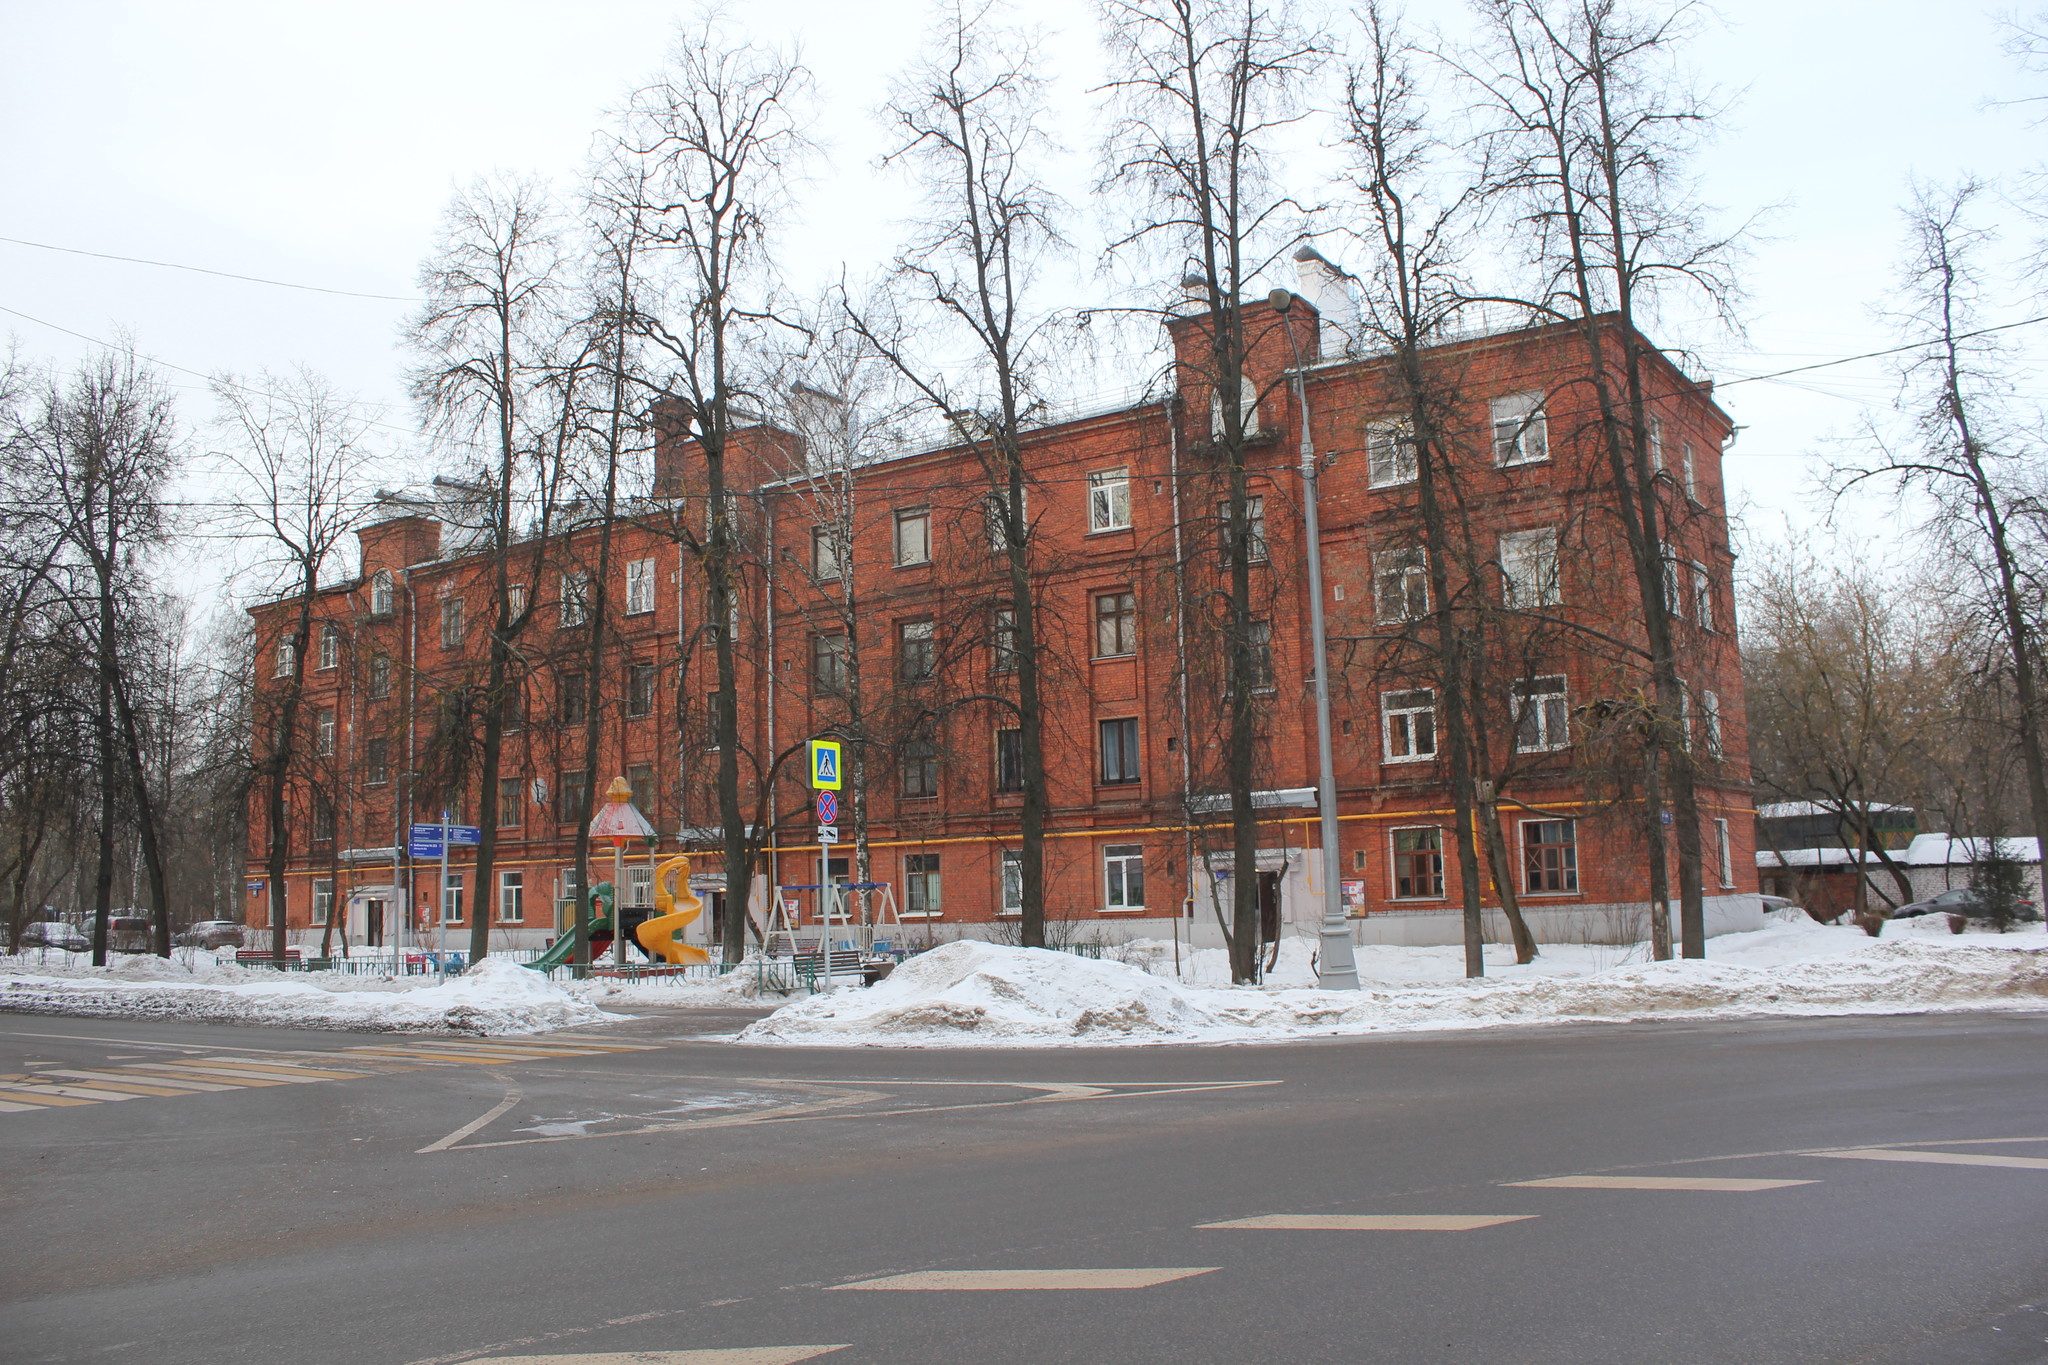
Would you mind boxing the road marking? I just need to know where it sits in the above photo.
[0,1080,141,1101]
[828,1268,1220,1291]
[1199,1214,1538,1231]
[1506,1176,1816,1191]
[464,1350,849,1364]
[166,1058,364,1081]
[40,1069,241,1092]
[0,1098,43,1111]
[0,1085,102,1105]
[418,1081,524,1154]
[1819,1148,2048,1171]
[118,1063,291,1086]
[33,1072,206,1097]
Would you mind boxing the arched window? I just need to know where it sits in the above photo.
[370,570,394,616]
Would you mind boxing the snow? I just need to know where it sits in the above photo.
[0,953,620,1035]
[737,914,2048,1048]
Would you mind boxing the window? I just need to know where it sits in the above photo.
[560,673,588,726]
[1682,443,1698,500]
[312,797,335,843]
[811,526,842,581]
[1491,392,1549,466]
[312,878,334,926]
[627,865,653,908]
[625,557,656,615]
[499,870,524,923]
[273,639,294,678]
[439,873,465,925]
[1382,689,1437,762]
[1677,680,1693,751]
[626,662,656,718]
[558,769,587,825]
[498,776,523,827]
[1209,377,1260,439]
[1700,689,1723,759]
[1663,558,1683,620]
[315,708,336,756]
[1104,844,1145,910]
[812,633,849,691]
[365,737,390,787]
[627,762,656,816]
[1375,547,1429,623]
[992,609,1017,673]
[1690,562,1715,631]
[1367,421,1416,487]
[1088,468,1132,531]
[507,582,527,621]
[1513,676,1570,752]
[1392,827,1444,898]
[999,850,1023,915]
[1647,416,1664,474]
[558,866,581,913]
[904,853,942,916]
[440,598,464,650]
[1094,590,1137,658]
[1099,717,1141,785]
[370,570,395,617]
[1522,819,1579,894]
[1244,619,1274,692]
[500,688,524,732]
[995,728,1023,792]
[985,489,1026,554]
[369,654,392,699]
[1216,495,1269,563]
[318,624,339,671]
[1715,818,1734,887]
[899,620,935,681]
[560,572,589,628]
[894,508,931,566]
[901,734,939,799]
[1499,528,1561,608]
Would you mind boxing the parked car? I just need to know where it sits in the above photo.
[107,915,153,953]
[18,921,89,952]
[1891,887,2043,921]
[175,920,246,950]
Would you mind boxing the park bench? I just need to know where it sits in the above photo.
[791,946,885,988]
[234,948,303,969]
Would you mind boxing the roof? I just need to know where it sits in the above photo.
[1755,801,1911,819]
[1756,833,2042,870]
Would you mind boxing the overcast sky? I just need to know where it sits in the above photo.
[3,0,2041,599]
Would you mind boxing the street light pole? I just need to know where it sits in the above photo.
[1270,288,1361,991]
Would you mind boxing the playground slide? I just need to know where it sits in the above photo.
[635,855,712,966]
[522,882,616,971]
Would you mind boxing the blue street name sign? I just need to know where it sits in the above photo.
[408,830,443,859]
[445,825,482,845]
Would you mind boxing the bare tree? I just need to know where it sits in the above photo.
[1099,0,1325,982]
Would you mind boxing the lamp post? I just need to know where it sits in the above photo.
[1269,288,1361,991]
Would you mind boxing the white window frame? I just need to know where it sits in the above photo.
[1520,818,1580,895]
[1647,416,1664,474]
[560,572,589,628]
[274,639,294,678]
[992,608,1017,673]
[1367,420,1417,487]
[1390,826,1445,899]
[507,582,527,620]
[1663,558,1683,620]
[1715,818,1735,887]
[1491,392,1549,467]
[1088,468,1131,532]
[318,624,339,671]
[369,654,391,699]
[894,508,931,566]
[1382,689,1438,763]
[1103,843,1145,911]
[1690,561,1714,632]
[1499,528,1561,608]
[312,878,334,926]
[1701,688,1723,758]
[811,526,842,581]
[1512,675,1570,752]
[903,853,942,918]
[315,708,336,756]
[1209,377,1260,440]
[998,850,1023,916]
[1682,442,1698,501]
[1375,547,1430,624]
[498,869,525,923]
[370,570,395,617]
[625,557,656,615]
[440,597,464,650]
[441,872,464,926]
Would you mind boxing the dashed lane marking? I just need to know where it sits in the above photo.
[828,1268,1220,1291]
[1818,1148,2048,1171]
[1199,1214,1538,1230]
[465,1350,850,1364]
[1506,1176,1817,1191]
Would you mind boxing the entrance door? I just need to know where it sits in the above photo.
[364,900,384,948]
[1258,872,1281,944]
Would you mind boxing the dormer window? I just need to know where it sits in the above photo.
[370,570,395,617]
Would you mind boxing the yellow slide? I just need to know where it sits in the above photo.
[635,855,713,966]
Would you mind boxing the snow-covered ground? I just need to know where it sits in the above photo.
[737,914,2048,1047]
[0,953,620,1035]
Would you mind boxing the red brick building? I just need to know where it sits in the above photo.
[245,298,1758,955]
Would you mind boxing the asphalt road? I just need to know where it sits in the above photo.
[5,1005,2048,1364]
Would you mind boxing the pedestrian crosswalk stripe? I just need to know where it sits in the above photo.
[95,1066,252,1091]
[465,1349,850,1364]
[0,1080,142,1101]
[1200,1214,1537,1230]
[0,1084,104,1105]
[42,1068,238,1092]
[120,1064,293,1086]
[1819,1147,2048,1171]
[829,1268,1220,1291]
[152,1059,354,1082]
[35,1073,205,1096]
[1506,1176,1816,1191]
[0,1098,43,1111]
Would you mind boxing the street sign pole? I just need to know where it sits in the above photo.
[806,739,844,994]
[437,810,449,971]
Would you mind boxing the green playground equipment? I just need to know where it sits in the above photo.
[523,880,616,971]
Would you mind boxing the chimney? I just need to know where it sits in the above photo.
[652,400,809,499]
[1293,245,1361,358]
[356,514,441,574]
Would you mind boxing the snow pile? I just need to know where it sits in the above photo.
[739,920,2048,1048]
[0,955,619,1035]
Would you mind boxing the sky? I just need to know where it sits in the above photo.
[2,0,2042,604]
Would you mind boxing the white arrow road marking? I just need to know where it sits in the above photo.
[463,1350,849,1364]
[417,1077,524,1154]
[1818,1148,2048,1171]
[1507,1176,1816,1191]
[1200,1214,1537,1230]
[829,1268,1219,1291]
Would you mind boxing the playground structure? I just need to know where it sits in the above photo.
[768,880,902,955]
[522,881,617,971]
[634,855,711,966]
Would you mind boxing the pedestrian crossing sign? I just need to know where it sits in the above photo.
[807,738,843,790]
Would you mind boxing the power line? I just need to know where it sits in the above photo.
[0,235,418,303]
